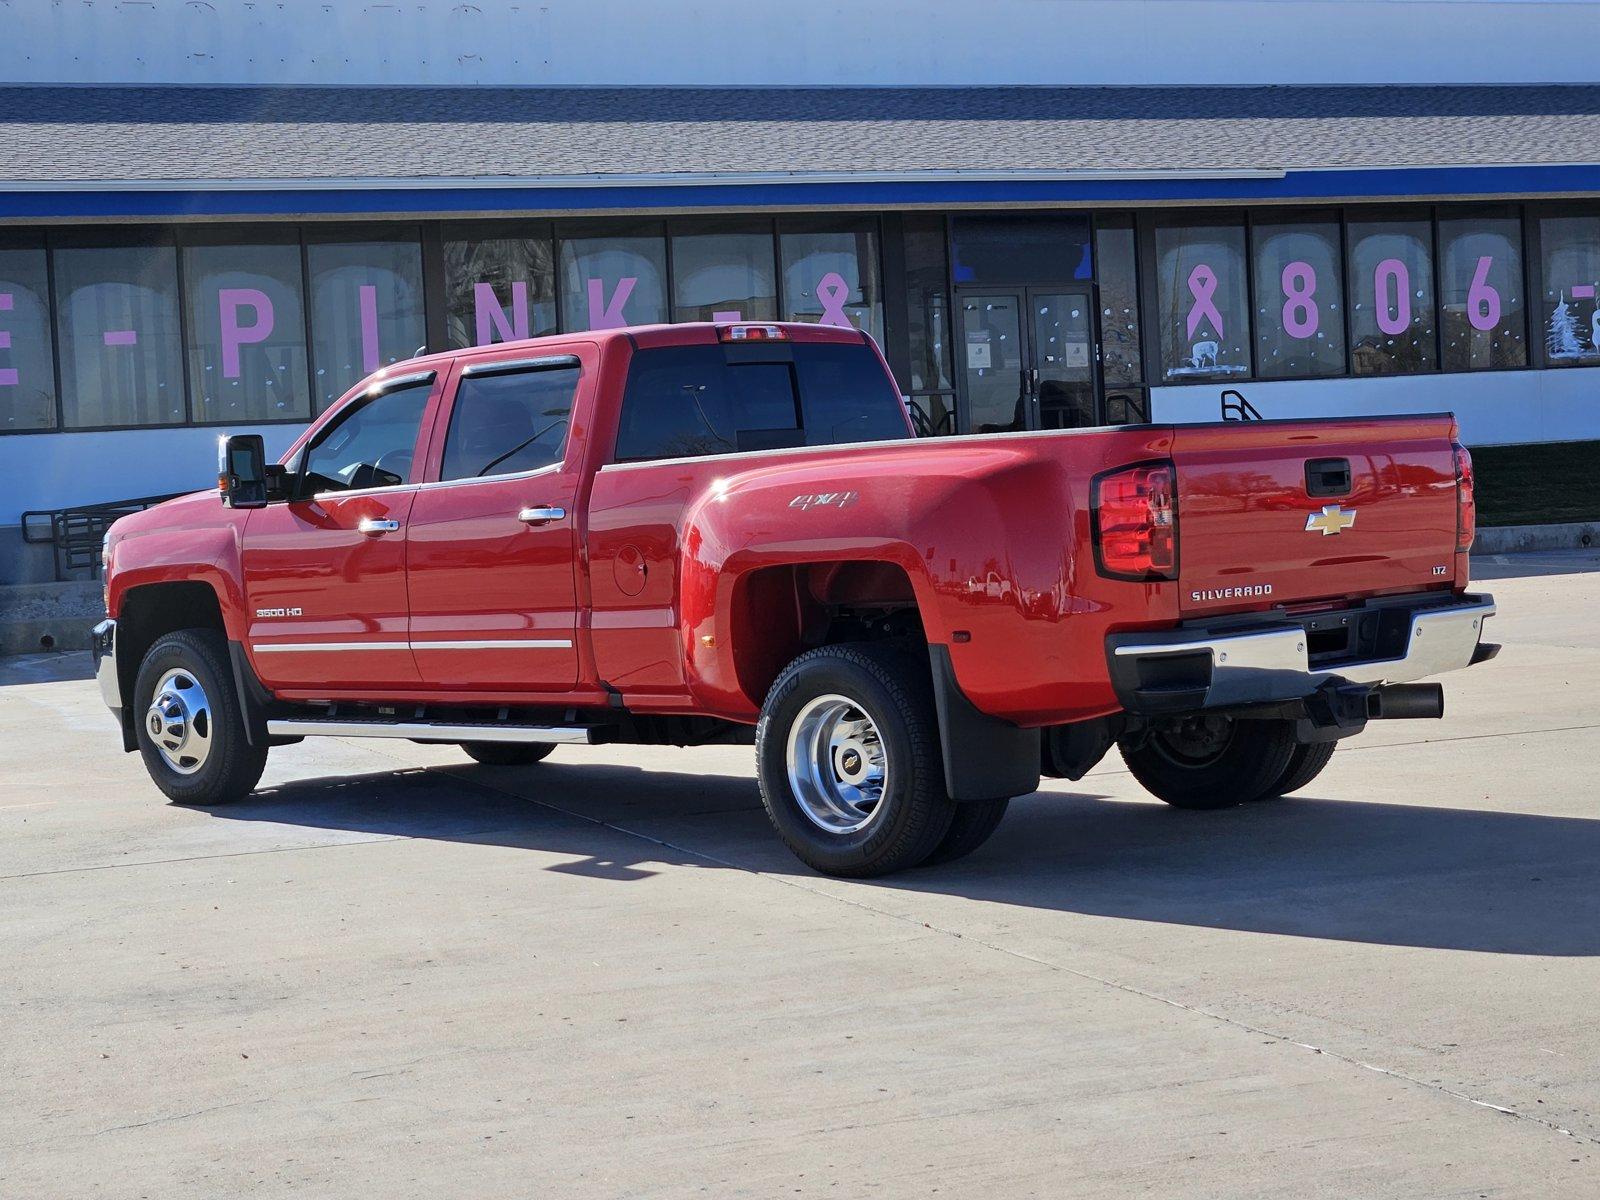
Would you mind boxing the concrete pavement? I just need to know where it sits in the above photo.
[2,554,1599,1197]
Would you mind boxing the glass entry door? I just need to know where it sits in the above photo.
[957,288,1098,433]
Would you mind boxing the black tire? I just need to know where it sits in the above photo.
[1263,740,1336,798]
[1118,716,1298,810]
[755,643,956,878]
[919,798,1010,868]
[133,628,267,806]
[460,742,556,766]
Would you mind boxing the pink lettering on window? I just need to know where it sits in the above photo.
[1185,264,1225,339]
[103,330,138,346]
[219,287,274,379]
[1280,261,1319,339]
[0,293,13,386]
[712,310,743,322]
[359,284,381,372]
[1573,284,1596,299]
[1373,259,1411,336]
[586,276,636,330]
[474,281,529,345]
[1466,256,1501,331]
[816,272,852,327]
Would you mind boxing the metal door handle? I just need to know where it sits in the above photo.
[358,517,400,535]
[518,505,566,525]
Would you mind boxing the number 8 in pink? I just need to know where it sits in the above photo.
[1375,258,1411,335]
[1281,261,1319,338]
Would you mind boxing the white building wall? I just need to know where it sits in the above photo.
[2,0,1596,88]
[1151,368,1600,445]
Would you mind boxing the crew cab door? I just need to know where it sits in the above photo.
[241,372,439,690]
[404,348,588,691]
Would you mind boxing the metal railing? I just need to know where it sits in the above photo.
[21,493,183,582]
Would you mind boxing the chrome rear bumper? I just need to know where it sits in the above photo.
[1106,593,1496,715]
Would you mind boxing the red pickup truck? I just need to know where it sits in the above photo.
[93,322,1497,877]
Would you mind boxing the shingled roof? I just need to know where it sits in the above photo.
[2,85,1599,183]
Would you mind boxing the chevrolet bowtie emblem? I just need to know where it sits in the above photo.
[1305,504,1357,536]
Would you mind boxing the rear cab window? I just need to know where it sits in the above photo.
[613,339,910,463]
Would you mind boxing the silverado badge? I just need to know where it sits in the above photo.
[1305,504,1357,536]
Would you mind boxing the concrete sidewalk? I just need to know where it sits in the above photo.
[2,554,1598,1197]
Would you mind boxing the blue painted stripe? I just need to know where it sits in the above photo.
[6,163,1600,219]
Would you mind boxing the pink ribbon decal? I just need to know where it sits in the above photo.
[587,276,636,330]
[1185,264,1224,339]
[474,281,529,345]
[816,272,852,327]
[219,288,274,379]
[0,293,14,386]
[359,284,381,372]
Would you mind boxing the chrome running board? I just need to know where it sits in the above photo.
[266,719,599,744]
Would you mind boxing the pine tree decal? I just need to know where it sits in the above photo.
[1549,291,1585,359]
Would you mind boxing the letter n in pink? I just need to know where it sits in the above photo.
[219,288,274,379]
[474,282,529,345]
[586,277,636,330]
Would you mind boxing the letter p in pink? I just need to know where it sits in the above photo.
[219,288,274,379]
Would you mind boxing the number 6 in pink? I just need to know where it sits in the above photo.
[1374,258,1410,336]
[1467,255,1500,331]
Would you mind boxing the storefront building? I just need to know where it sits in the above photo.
[6,3,1600,581]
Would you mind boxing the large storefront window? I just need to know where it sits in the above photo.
[558,230,668,331]
[1095,217,1143,388]
[1439,215,1526,372]
[1154,221,1249,380]
[672,221,777,323]
[780,221,882,341]
[55,245,186,429]
[0,247,56,431]
[184,242,311,422]
[902,216,953,434]
[1538,215,1600,366]
[1348,217,1436,376]
[1252,217,1346,378]
[443,230,556,351]
[308,238,428,411]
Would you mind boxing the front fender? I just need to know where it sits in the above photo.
[108,524,247,642]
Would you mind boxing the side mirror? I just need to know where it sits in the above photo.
[218,434,269,509]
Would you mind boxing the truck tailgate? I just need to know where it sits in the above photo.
[1173,416,1460,617]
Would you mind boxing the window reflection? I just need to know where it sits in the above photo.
[55,245,186,429]
[672,222,776,323]
[558,233,668,331]
[308,239,427,411]
[184,242,311,422]
[443,233,556,349]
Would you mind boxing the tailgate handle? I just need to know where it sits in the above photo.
[1305,458,1352,497]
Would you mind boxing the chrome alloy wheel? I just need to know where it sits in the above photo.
[784,693,890,834]
[145,667,213,776]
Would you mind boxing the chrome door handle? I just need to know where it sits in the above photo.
[358,517,400,535]
[518,506,566,525]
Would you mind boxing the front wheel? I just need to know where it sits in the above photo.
[133,629,267,806]
[1118,715,1298,810]
[756,643,956,878]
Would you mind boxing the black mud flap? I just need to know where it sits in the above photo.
[927,645,1040,802]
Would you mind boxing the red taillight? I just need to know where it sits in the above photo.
[1453,441,1476,552]
[1092,461,1178,581]
[718,323,789,342]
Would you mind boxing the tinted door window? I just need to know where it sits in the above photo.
[300,381,431,494]
[613,342,908,462]
[440,366,579,481]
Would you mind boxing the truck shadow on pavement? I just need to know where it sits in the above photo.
[215,761,1600,956]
